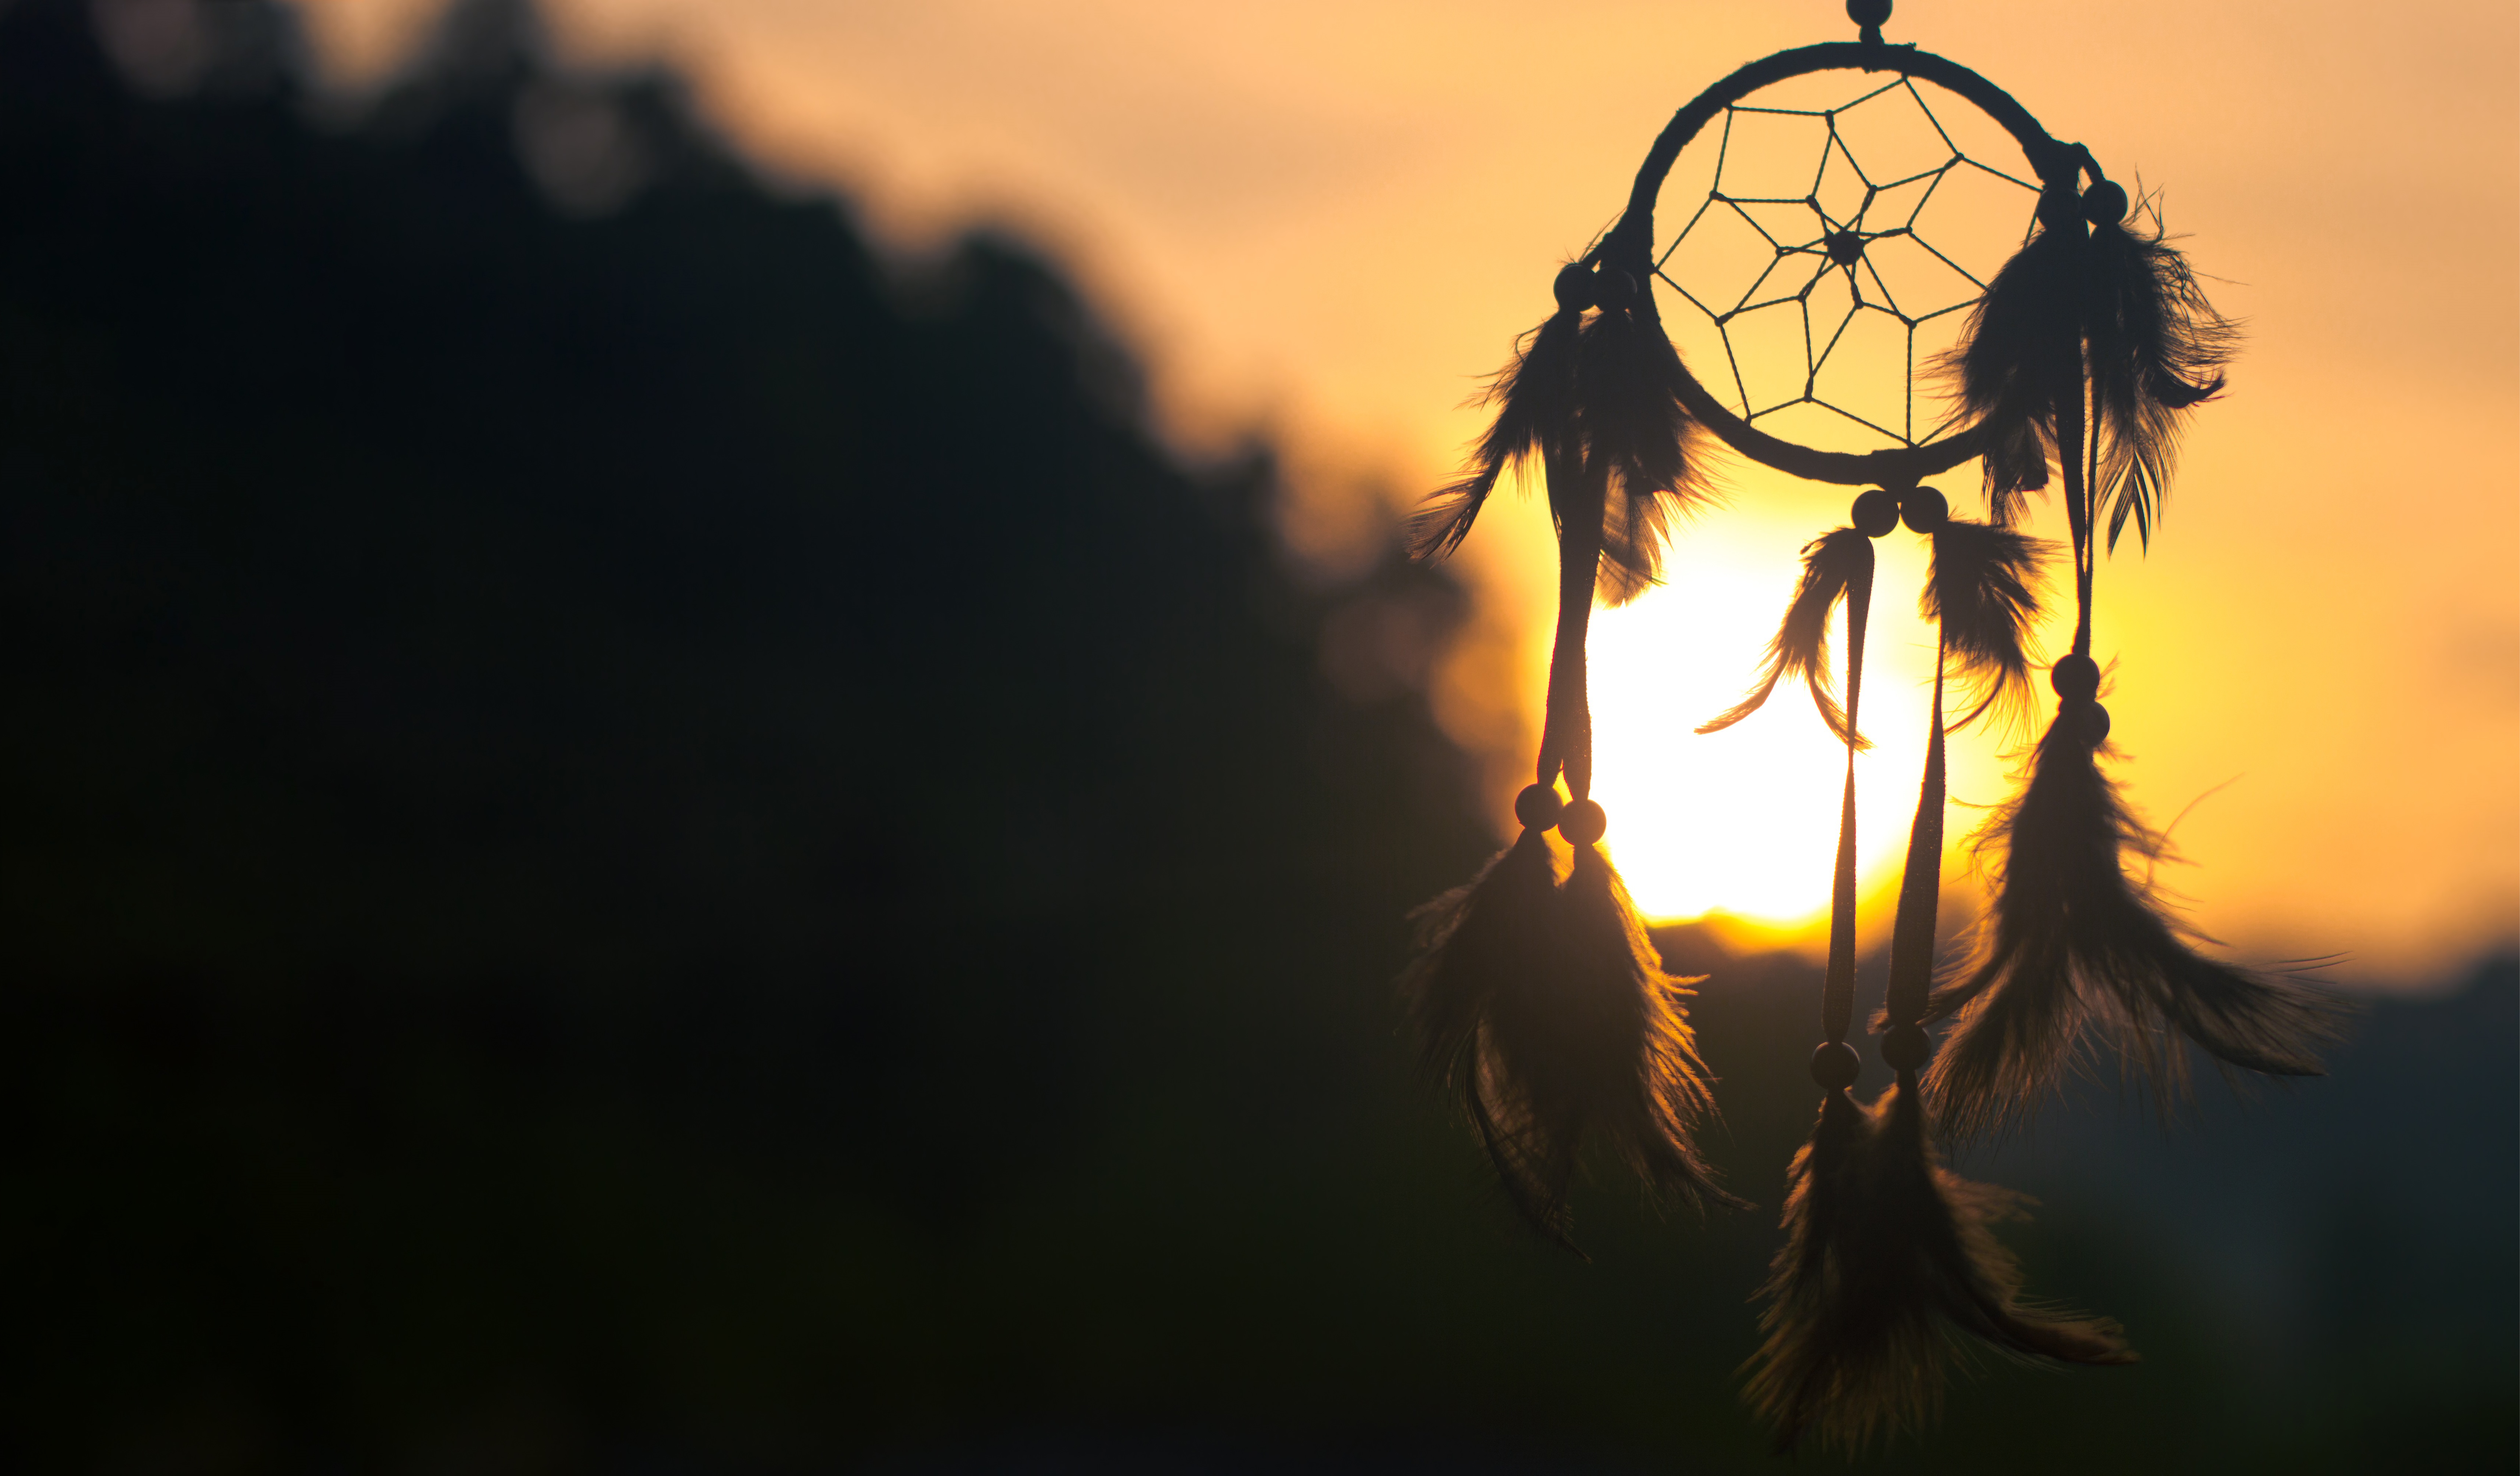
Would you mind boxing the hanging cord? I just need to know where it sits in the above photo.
[1879,481,1954,1075]
[1884,646,1946,1049]
[2046,172,2105,734]
[2036,175,2099,663]
[1827,497,1892,1039]
[2074,370,2098,658]
[2068,143,2131,656]
[1823,574,1871,1045]
[1536,445,1611,801]
[1808,488,1895,1090]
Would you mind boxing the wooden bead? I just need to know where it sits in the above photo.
[2036,186,2082,233]
[1852,488,1901,537]
[2082,179,2129,227]
[1882,1022,1930,1072]
[1847,0,1892,27]
[1810,1041,1861,1090]
[1592,268,1637,311]
[1558,798,1608,846]
[2050,653,2100,701]
[1515,783,1564,830]
[1552,263,1595,314]
[1900,485,1948,533]
[2078,700,2112,746]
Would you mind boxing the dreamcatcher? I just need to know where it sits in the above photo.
[1405,0,2336,1449]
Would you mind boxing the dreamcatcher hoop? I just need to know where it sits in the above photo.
[1595,39,2096,487]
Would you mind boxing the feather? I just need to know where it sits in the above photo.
[1947,225,2078,515]
[1924,710,2344,1142]
[1980,405,2053,529]
[1924,519,2048,733]
[1947,193,2238,546]
[1405,825,1734,1248]
[1411,300,1584,563]
[1404,824,1581,1244]
[2081,201,2240,552]
[1698,528,1873,749]
[1576,296,1713,606]
[1412,265,1713,594]
[1550,837,1735,1220]
[1594,460,1679,608]
[1745,1079,2134,1452]
[1406,825,1558,1084]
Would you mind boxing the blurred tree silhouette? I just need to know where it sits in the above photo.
[1,0,1494,1461]
[0,2,2510,1472]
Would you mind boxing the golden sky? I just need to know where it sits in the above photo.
[302,0,2520,984]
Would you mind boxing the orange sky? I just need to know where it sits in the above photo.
[301,0,2520,984]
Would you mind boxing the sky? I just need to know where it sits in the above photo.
[296,0,2520,985]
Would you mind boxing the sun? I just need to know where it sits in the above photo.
[1583,506,1950,933]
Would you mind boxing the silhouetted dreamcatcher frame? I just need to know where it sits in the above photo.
[1610,38,2069,486]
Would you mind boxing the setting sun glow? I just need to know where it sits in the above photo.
[1588,523,1943,928]
[1461,468,2044,942]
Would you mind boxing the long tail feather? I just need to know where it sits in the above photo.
[1981,402,2054,528]
[1405,821,1736,1247]
[2082,200,2240,553]
[1578,293,1713,606]
[1411,300,1585,562]
[1746,1079,2133,1452]
[1404,825,1584,1243]
[1557,839,1735,1214]
[1595,463,1677,608]
[1699,528,1873,748]
[1926,711,2343,1141]
[1925,519,2048,733]
[1947,227,2078,513]
[1405,827,1573,1225]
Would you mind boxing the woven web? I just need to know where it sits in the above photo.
[1655,76,2037,449]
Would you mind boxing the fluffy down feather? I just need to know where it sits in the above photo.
[1405,828,1733,1248]
[1698,528,1874,749]
[2082,205,2240,552]
[1925,712,2342,1141]
[1745,1080,2133,1452]
[1576,303,1714,605]
[1411,306,1583,563]
[1924,519,2048,734]
[1944,198,2239,542]
[1947,226,2078,523]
